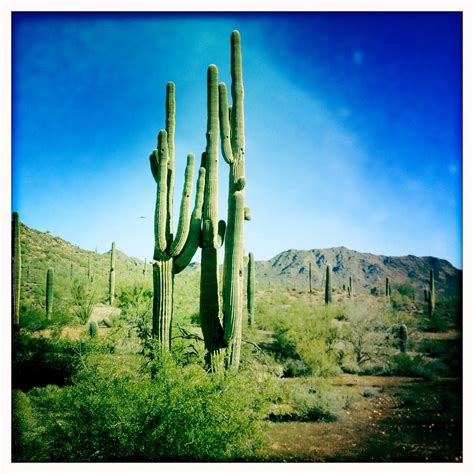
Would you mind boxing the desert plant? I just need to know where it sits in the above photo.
[247,252,255,326]
[89,320,98,337]
[12,212,21,329]
[398,324,408,352]
[348,276,353,297]
[308,262,312,294]
[428,268,436,317]
[385,277,391,297]
[325,265,332,304]
[45,268,54,319]
[108,242,116,304]
[70,278,95,324]
[149,83,206,350]
[218,30,249,370]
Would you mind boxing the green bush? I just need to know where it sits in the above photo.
[14,349,270,461]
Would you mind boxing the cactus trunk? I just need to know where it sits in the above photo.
[429,268,436,312]
[325,265,332,304]
[46,268,54,319]
[309,262,312,294]
[109,242,116,305]
[385,277,391,297]
[12,212,21,329]
[399,324,408,353]
[152,259,174,349]
[348,276,353,297]
[247,252,255,326]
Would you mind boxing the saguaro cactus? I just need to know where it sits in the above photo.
[108,242,116,305]
[199,65,227,367]
[219,30,249,369]
[150,83,206,350]
[398,324,408,353]
[247,252,255,326]
[12,212,21,329]
[46,268,54,319]
[348,276,353,297]
[309,262,312,294]
[429,268,436,311]
[385,277,391,297]
[325,265,332,304]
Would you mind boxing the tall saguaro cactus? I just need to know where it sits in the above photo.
[150,83,206,350]
[348,276,353,297]
[325,265,332,304]
[46,268,54,319]
[199,65,227,367]
[12,212,21,329]
[109,242,116,305]
[219,30,249,369]
[247,252,255,326]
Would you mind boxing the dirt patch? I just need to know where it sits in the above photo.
[260,375,462,462]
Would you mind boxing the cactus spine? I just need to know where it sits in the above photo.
[108,242,116,305]
[398,324,408,353]
[219,30,248,369]
[150,83,206,350]
[309,262,312,294]
[247,252,255,326]
[12,212,21,329]
[46,268,54,319]
[325,265,332,304]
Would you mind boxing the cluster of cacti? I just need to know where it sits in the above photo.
[247,252,255,326]
[46,267,54,319]
[109,242,116,305]
[12,212,21,330]
[149,82,206,351]
[325,265,332,304]
[385,277,391,298]
[427,268,435,318]
[398,324,408,352]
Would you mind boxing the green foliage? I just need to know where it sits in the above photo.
[15,350,269,461]
[70,277,96,324]
[12,212,21,328]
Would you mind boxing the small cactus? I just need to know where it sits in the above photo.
[109,242,116,304]
[398,324,408,352]
[12,212,21,329]
[89,320,98,337]
[325,265,332,304]
[247,252,255,326]
[46,268,54,319]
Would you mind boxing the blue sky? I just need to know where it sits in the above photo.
[11,12,462,268]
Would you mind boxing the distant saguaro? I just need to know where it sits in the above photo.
[308,262,312,294]
[46,268,54,319]
[109,242,116,304]
[247,252,255,326]
[325,265,332,304]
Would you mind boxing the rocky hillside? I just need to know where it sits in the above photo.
[255,247,461,300]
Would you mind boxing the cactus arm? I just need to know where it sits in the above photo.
[244,207,251,221]
[174,167,206,274]
[154,131,169,255]
[166,82,176,247]
[169,153,195,257]
[230,30,245,158]
[216,220,226,249]
[218,83,234,165]
[150,153,159,183]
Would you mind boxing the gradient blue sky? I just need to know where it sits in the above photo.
[12,12,462,268]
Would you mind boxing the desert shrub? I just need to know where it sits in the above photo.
[19,305,51,331]
[12,333,94,390]
[16,350,269,461]
[386,353,449,379]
